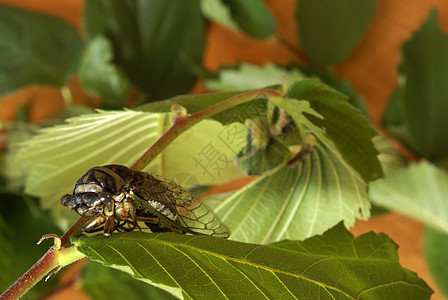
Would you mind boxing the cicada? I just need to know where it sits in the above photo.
[60,165,229,238]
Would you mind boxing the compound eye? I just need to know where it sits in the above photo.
[60,194,74,207]
[98,192,113,203]
[75,184,102,194]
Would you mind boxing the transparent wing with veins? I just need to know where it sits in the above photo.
[131,172,230,238]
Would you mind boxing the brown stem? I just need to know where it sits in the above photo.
[60,216,87,245]
[0,217,87,300]
[131,88,284,171]
[0,249,57,300]
[275,34,310,64]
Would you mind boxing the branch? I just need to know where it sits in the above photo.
[131,88,284,171]
[0,217,87,300]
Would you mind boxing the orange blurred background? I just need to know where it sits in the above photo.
[0,0,446,299]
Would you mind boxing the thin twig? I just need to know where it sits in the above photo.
[131,88,284,171]
[0,248,58,300]
[0,217,87,300]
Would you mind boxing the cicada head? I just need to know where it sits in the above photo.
[60,165,129,218]
[60,192,113,217]
[60,165,139,236]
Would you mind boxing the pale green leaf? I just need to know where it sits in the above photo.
[0,122,37,188]
[235,135,291,176]
[373,135,408,176]
[75,224,432,299]
[369,161,448,234]
[201,0,239,32]
[205,63,306,91]
[206,96,369,243]
[17,110,246,227]
[209,140,369,243]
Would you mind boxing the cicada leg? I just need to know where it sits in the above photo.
[115,219,140,232]
[136,216,159,224]
[134,215,167,233]
[103,216,116,237]
[102,199,116,237]
[135,215,184,234]
[82,216,107,233]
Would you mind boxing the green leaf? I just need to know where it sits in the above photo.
[382,82,405,127]
[205,94,370,243]
[224,0,276,38]
[75,224,432,299]
[83,0,204,101]
[205,63,306,91]
[424,227,448,297]
[373,135,408,176]
[78,36,130,109]
[233,108,298,176]
[209,141,370,243]
[300,65,369,116]
[201,0,238,32]
[0,214,12,291]
[296,0,377,65]
[381,83,411,145]
[0,4,82,95]
[38,105,96,128]
[201,0,276,38]
[396,10,448,160]
[235,135,291,176]
[17,110,246,227]
[369,161,448,234]
[206,63,369,118]
[0,192,61,297]
[0,122,37,188]
[81,261,177,300]
[137,90,268,125]
[288,79,383,183]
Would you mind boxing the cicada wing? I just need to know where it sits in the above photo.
[176,201,230,238]
[131,191,196,234]
[132,172,195,208]
[132,172,230,237]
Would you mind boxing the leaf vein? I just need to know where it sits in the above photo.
[168,243,229,299]
[110,236,355,298]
